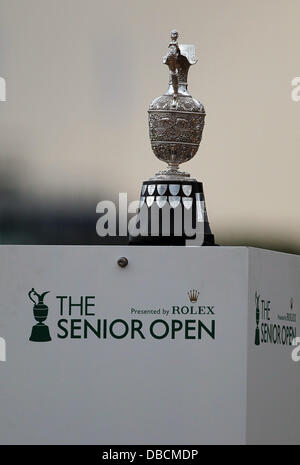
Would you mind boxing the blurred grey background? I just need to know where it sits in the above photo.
[0,0,299,251]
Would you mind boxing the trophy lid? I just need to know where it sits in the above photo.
[163,30,198,97]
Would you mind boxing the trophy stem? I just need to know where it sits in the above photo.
[154,172,191,180]
[154,164,191,180]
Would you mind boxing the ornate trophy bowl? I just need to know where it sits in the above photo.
[149,94,205,178]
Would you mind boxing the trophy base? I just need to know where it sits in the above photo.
[29,323,51,342]
[129,179,216,246]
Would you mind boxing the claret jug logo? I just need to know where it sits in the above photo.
[254,291,296,347]
[28,288,51,342]
[255,292,260,345]
[188,289,199,303]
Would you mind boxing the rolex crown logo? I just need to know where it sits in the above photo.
[188,289,199,303]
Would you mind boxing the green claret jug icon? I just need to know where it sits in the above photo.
[28,288,51,342]
[255,291,260,346]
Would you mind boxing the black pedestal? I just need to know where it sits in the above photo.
[129,180,216,246]
[29,323,51,342]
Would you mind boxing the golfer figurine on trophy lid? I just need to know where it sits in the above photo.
[129,30,216,246]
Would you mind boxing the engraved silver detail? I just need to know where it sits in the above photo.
[182,185,192,196]
[169,196,181,208]
[157,184,167,195]
[156,196,167,208]
[169,184,180,195]
[146,196,155,207]
[148,185,155,195]
[183,197,193,209]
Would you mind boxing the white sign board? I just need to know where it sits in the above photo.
[0,246,299,444]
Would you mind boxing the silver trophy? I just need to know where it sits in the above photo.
[149,30,205,180]
[129,30,215,246]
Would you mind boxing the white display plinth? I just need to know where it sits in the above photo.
[0,246,299,444]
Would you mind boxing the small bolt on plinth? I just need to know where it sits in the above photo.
[117,257,128,268]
